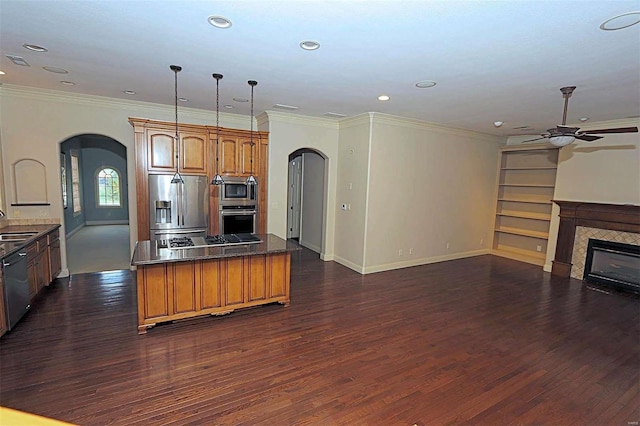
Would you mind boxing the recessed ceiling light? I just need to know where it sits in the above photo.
[378,95,390,101]
[579,117,589,122]
[300,40,320,51]
[600,11,640,30]
[415,80,437,88]
[493,121,504,127]
[23,43,47,52]
[0,71,5,75]
[43,66,68,74]
[123,90,136,95]
[6,55,30,66]
[233,97,249,103]
[60,81,75,86]
[224,105,234,109]
[179,97,188,102]
[208,15,232,29]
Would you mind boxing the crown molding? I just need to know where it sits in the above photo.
[369,112,504,143]
[263,110,339,129]
[0,84,250,128]
[338,113,372,129]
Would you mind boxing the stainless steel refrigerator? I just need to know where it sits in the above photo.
[148,174,209,241]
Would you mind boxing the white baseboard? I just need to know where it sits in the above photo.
[332,249,491,275]
[57,268,70,278]
[299,239,321,253]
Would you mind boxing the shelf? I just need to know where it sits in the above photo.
[499,183,555,188]
[496,211,551,221]
[500,166,557,171]
[492,247,546,266]
[494,227,549,239]
[498,198,552,205]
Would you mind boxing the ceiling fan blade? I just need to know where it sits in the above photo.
[521,136,548,143]
[580,127,638,135]
[575,134,603,142]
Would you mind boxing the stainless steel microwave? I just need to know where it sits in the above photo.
[219,177,257,206]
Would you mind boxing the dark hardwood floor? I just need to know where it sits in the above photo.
[1,249,638,425]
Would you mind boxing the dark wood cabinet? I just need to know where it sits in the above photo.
[0,268,6,337]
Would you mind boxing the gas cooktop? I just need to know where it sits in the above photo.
[162,234,262,249]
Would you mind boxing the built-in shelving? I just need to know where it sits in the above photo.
[492,145,559,266]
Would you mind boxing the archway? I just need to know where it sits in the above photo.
[60,134,130,274]
[287,148,327,254]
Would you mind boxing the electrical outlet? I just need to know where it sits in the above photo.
[348,183,353,190]
[347,204,351,210]
[480,238,484,246]
[536,245,542,252]
[398,249,403,256]
[446,242,450,249]
[409,248,413,255]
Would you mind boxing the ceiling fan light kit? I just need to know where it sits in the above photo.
[523,86,638,147]
[549,135,575,147]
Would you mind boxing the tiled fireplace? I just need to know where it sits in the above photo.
[551,201,640,281]
[570,226,640,279]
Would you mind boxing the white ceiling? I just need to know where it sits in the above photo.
[1,0,639,137]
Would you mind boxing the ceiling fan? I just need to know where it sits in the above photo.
[524,86,638,147]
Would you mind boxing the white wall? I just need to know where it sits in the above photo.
[363,114,502,273]
[260,111,339,260]
[333,115,372,270]
[300,151,325,253]
[507,118,640,271]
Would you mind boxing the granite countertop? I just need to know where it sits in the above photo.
[131,233,301,266]
[0,224,62,259]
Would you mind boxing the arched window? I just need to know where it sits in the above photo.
[96,167,121,207]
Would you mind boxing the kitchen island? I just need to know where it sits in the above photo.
[131,234,300,334]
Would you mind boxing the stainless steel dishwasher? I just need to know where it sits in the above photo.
[2,250,30,330]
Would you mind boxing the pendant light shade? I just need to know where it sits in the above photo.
[170,65,184,184]
[211,73,224,185]
[246,80,258,185]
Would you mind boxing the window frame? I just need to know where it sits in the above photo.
[95,166,122,208]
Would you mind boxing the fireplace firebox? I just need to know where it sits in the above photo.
[583,239,640,293]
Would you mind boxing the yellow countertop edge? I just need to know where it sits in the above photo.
[0,407,75,425]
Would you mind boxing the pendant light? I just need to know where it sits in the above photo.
[246,80,258,185]
[211,73,224,185]
[170,65,183,184]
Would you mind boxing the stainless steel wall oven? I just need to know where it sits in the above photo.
[219,205,257,234]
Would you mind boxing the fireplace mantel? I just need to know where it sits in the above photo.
[551,200,640,277]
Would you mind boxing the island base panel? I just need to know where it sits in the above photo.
[136,253,291,333]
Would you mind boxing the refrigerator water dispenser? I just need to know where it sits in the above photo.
[155,200,172,224]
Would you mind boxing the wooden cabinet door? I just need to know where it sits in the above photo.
[27,260,38,301]
[248,255,267,302]
[219,137,239,174]
[49,238,62,282]
[238,138,257,176]
[0,269,6,336]
[180,132,208,174]
[172,262,198,314]
[147,130,176,172]
[224,258,245,306]
[138,264,170,320]
[38,243,49,291]
[201,259,223,309]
